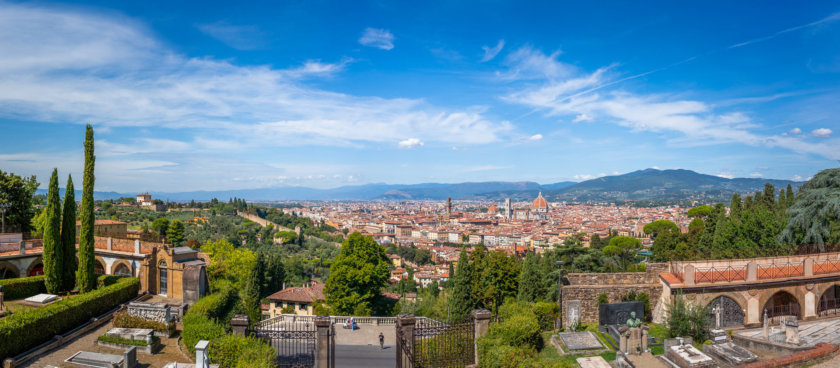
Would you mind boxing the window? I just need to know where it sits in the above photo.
[159,261,168,296]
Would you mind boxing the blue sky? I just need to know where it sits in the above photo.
[0,0,838,192]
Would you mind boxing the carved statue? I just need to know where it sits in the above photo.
[626,311,642,328]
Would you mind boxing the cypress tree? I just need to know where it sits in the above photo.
[730,193,742,221]
[518,252,543,302]
[786,184,795,206]
[244,254,266,322]
[77,125,96,292]
[449,250,474,320]
[60,175,77,291]
[42,169,63,294]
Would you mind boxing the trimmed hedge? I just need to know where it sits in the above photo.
[0,276,139,360]
[96,334,159,347]
[209,334,275,368]
[187,283,238,323]
[113,311,175,336]
[0,276,46,300]
[182,313,226,355]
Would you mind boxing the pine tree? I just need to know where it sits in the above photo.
[60,175,77,291]
[730,193,742,221]
[449,250,474,320]
[42,169,63,294]
[77,125,97,293]
[166,219,185,246]
[786,184,795,206]
[518,252,542,302]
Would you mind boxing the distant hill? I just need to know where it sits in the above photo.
[541,169,802,202]
[34,169,802,203]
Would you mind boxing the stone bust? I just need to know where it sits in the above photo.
[626,311,642,328]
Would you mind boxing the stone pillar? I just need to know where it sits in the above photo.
[195,340,210,368]
[19,240,25,255]
[472,309,491,365]
[747,261,757,282]
[134,240,140,255]
[123,346,137,368]
[804,291,816,320]
[804,258,814,277]
[107,237,113,251]
[230,314,250,336]
[315,316,332,368]
[396,314,416,368]
[684,265,695,286]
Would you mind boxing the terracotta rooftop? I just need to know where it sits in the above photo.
[267,283,325,303]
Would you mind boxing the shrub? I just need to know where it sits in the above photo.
[209,334,276,368]
[532,302,558,331]
[188,284,238,323]
[113,311,174,336]
[0,275,46,300]
[0,276,139,360]
[489,314,542,350]
[596,293,609,306]
[182,313,226,355]
[666,295,710,343]
[281,305,295,314]
[477,340,534,368]
[97,274,123,288]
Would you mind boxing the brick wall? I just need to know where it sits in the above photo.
[734,343,838,368]
[561,263,668,324]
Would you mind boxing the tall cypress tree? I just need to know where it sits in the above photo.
[518,252,543,302]
[449,250,474,320]
[244,254,266,322]
[43,169,63,294]
[60,175,77,291]
[77,125,96,292]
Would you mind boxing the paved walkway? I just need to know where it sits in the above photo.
[334,324,395,346]
[736,316,840,346]
[335,345,394,368]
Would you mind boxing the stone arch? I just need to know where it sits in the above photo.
[94,256,107,275]
[112,260,132,277]
[816,282,840,316]
[0,261,20,279]
[25,256,44,277]
[761,289,802,322]
[704,294,746,328]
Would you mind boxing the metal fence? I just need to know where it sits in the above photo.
[763,303,801,324]
[398,317,475,368]
[757,263,803,280]
[694,265,747,283]
[818,298,840,317]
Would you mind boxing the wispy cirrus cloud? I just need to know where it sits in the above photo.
[480,40,505,62]
[197,21,266,50]
[359,28,394,50]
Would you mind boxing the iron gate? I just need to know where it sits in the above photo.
[397,317,475,368]
[707,295,745,328]
[253,319,324,368]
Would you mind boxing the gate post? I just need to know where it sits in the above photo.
[315,315,332,368]
[472,309,491,366]
[230,314,250,336]
[396,314,416,368]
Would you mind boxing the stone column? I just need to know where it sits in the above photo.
[123,346,137,368]
[805,257,814,276]
[472,309,492,365]
[230,314,250,336]
[315,316,332,368]
[134,239,140,255]
[396,314,416,368]
[195,340,210,368]
[107,237,113,251]
[684,265,695,286]
[19,240,25,255]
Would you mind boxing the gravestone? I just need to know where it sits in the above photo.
[664,337,715,368]
[599,301,644,326]
[127,301,171,324]
[557,331,604,351]
[577,356,612,368]
[566,300,581,328]
[65,351,124,368]
[25,293,58,304]
[703,341,758,366]
[106,328,155,344]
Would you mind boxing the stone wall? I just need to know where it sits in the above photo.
[127,301,171,323]
[561,263,667,324]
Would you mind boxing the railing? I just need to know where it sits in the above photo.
[252,320,316,368]
[757,263,804,280]
[258,314,428,329]
[694,265,747,283]
[818,298,840,317]
[763,303,801,324]
[814,260,840,275]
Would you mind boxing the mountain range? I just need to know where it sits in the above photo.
[37,169,803,203]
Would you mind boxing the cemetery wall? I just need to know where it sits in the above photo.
[561,263,668,324]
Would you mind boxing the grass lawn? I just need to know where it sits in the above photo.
[539,331,617,365]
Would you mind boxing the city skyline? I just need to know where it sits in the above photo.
[1,1,839,192]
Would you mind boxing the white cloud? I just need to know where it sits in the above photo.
[398,138,424,149]
[197,22,265,50]
[499,46,840,160]
[716,171,735,179]
[480,40,505,62]
[572,173,606,181]
[650,166,661,170]
[811,128,832,138]
[0,4,511,149]
[792,175,803,181]
[359,28,394,50]
[790,128,802,135]
[527,134,543,141]
[573,114,594,123]
[749,172,763,178]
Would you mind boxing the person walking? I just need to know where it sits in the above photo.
[379,332,384,349]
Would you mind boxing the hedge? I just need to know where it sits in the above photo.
[96,334,159,347]
[182,313,226,355]
[113,311,175,336]
[209,334,275,368]
[0,276,139,360]
[0,276,46,300]
[187,283,238,323]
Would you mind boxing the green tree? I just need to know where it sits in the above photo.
[780,168,840,250]
[0,170,39,233]
[589,234,603,249]
[60,175,77,291]
[263,252,286,297]
[324,232,390,315]
[152,217,170,238]
[687,205,714,218]
[167,219,185,246]
[518,252,542,302]
[449,250,474,320]
[477,251,521,314]
[77,125,97,293]
[243,254,266,322]
[643,220,679,238]
[730,193,742,220]
[202,239,257,290]
[42,169,63,294]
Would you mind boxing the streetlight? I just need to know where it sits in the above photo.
[0,203,9,234]
[556,260,564,330]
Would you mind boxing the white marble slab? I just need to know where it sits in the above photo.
[25,293,57,304]
[577,356,612,368]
